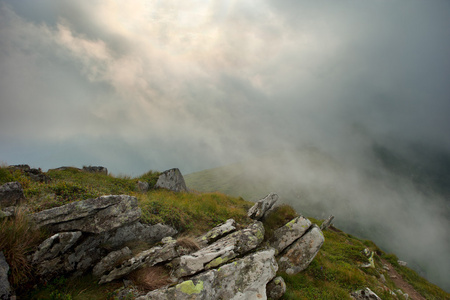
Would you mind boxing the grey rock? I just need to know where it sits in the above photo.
[197,219,236,246]
[137,181,149,192]
[0,182,25,208]
[7,164,30,172]
[93,247,132,277]
[82,166,108,175]
[350,287,382,300]
[266,276,286,300]
[48,166,82,172]
[398,260,407,267]
[30,195,141,234]
[320,215,334,231]
[138,249,278,300]
[32,231,82,264]
[0,207,15,219]
[155,168,188,192]
[247,193,279,220]
[269,216,312,255]
[278,224,324,275]
[171,222,265,278]
[0,252,12,300]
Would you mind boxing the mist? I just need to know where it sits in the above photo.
[1,0,449,291]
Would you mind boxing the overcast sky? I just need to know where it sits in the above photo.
[1,0,450,175]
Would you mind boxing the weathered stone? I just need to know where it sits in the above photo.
[30,195,141,234]
[137,181,149,192]
[320,215,334,231]
[398,260,407,267]
[171,222,265,278]
[93,247,132,277]
[7,164,30,172]
[278,224,324,275]
[32,231,82,264]
[155,168,188,192]
[269,216,312,255]
[138,249,278,300]
[48,166,82,172]
[266,276,286,300]
[0,182,25,208]
[0,207,15,219]
[197,219,236,246]
[82,166,108,175]
[247,193,279,220]
[0,252,12,300]
[350,287,382,300]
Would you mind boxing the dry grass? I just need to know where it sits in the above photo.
[0,208,45,288]
[176,236,200,251]
[129,265,172,292]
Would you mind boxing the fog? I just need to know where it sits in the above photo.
[1,0,449,291]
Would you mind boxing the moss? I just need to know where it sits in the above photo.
[176,280,204,295]
[206,257,228,269]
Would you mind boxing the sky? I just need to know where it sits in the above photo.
[1,0,450,291]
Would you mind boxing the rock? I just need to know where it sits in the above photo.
[379,274,386,283]
[0,252,12,300]
[93,247,132,277]
[197,219,236,246]
[32,231,82,264]
[382,264,390,271]
[48,166,82,172]
[247,193,279,220]
[82,166,108,175]
[269,216,312,255]
[350,287,382,300]
[137,181,149,192]
[7,164,31,172]
[0,207,15,219]
[0,182,25,208]
[30,195,141,234]
[278,224,324,275]
[320,215,334,231]
[155,168,188,192]
[171,222,265,278]
[138,249,278,300]
[266,276,286,300]
[398,260,407,267]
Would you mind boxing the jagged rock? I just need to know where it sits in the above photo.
[138,249,278,300]
[197,219,236,246]
[93,247,132,277]
[30,195,141,234]
[155,168,188,192]
[0,252,12,300]
[171,222,265,278]
[320,215,334,231]
[82,166,108,175]
[99,237,190,284]
[350,287,382,299]
[247,193,278,220]
[278,224,324,275]
[137,181,149,192]
[48,166,82,172]
[0,182,25,208]
[269,216,312,255]
[32,231,82,264]
[0,207,15,219]
[266,276,286,300]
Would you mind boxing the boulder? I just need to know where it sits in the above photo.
[0,182,25,208]
[171,222,265,278]
[269,216,312,255]
[138,249,278,300]
[93,247,132,277]
[320,215,334,231]
[278,224,324,275]
[137,181,149,192]
[30,195,141,234]
[0,251,12,300]
[82,166,108,175]
[0,207,15,219]
[398,260,407,267]
[197,219,236,246]
[247,193,278,220]
[155,168,188,192]
[266,276,286,300]
[350,287,382,300]
[32,231,82,264]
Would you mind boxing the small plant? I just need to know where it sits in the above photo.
[129,265,172,292]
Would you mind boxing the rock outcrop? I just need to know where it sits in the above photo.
[138,249,278,300]
[197,218,236,246]
[266,276,287,300]
[0,181,25,208]
[155,168,188,192]
[269,215,312,255]
[350,287,382,300]
[0,252,11,300]
[82,166,108,175]
[247,193,279,220]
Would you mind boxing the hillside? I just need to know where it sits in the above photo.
[0,164,449,299]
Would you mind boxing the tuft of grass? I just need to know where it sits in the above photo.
[129,266,172,292]
[0,209,46,290]
[262,204,298,240]
[176,236,200,251]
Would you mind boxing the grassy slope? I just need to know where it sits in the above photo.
[1,166,449,299]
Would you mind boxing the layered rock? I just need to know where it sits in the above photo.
[32,231,82,264]
[155,168,188,192]
[93,247,132,277]
[247,193,278,220]
[138,249,278,300]
[0,181,25,208]
[171,222,265,278]
[278,224,324,275]
[197,219,236,246]
[269,215,312,255]
[0,252,11,300]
